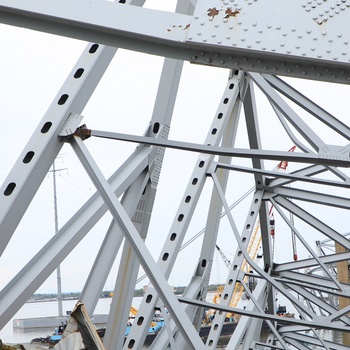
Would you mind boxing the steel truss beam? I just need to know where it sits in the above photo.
[3,0,350,85]
[2,1,350,349]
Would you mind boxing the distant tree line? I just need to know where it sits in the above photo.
[31,284,222,301]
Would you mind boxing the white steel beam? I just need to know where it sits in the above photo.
[125,71,244,349]
[3,1,350,84]
[88,129,350,167]
[0,148,149,329]
[70,135,205,349]
[0,43,116,257]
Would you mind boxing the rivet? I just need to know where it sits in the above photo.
[276,25,281,30]
[296,45,300,49]
[313,37,318,40]
[191,55,197,60]
[247,45,251,48]
[271,48,276,51]
[307,30,311,34]
[212,34,216,37]
[283,33,287,36]
[281,43,285,47]
[215,24,219,28]
[220,60,225,64]
[327,49,331,53]
[311,47,315,51]
[267,24,272,29]
[256,40,260,43]
[342,52,347,55]
[229,25,234,29]
[200,51,205,56]
[322,31,327,35]
[241,38,246,41]
[188,36,192,40]
[217,40,222,44]
[258,30,263,33]
[197,32,201,36]
[202,39,207,42]
[226,36,231,39]
[287,50,291,53]
[333,57,338,60]
[345,41,349,44]
[244,27,248,31]
[200,22,204,25]
[252,22,257,26]
[338,34,343,38]
[206,58,212,63]
[346,76,350,81]
[194,16,199,19]
[262,47,266,50]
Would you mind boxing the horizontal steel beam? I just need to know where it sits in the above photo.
[78,128,350,167]
[2,0,350,84]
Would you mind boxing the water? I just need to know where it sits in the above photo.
[0,298,346,349]
[0,297,120,344]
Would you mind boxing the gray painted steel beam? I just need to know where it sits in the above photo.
[70,135,205,349]
[0,148,149,329]
[88,129,350,167]
[3,1,350,84]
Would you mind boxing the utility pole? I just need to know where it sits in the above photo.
[50,158,67,317]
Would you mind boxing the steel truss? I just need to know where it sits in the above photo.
[1,0,350,349]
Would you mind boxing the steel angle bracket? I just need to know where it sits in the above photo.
[58,113,84,137]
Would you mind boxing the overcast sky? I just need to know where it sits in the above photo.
[1,0,350,302]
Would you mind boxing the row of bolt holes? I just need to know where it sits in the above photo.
[3,44,100,197]
[160,78,237,263]
[206,197,259,347]
[129,74,255,348]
